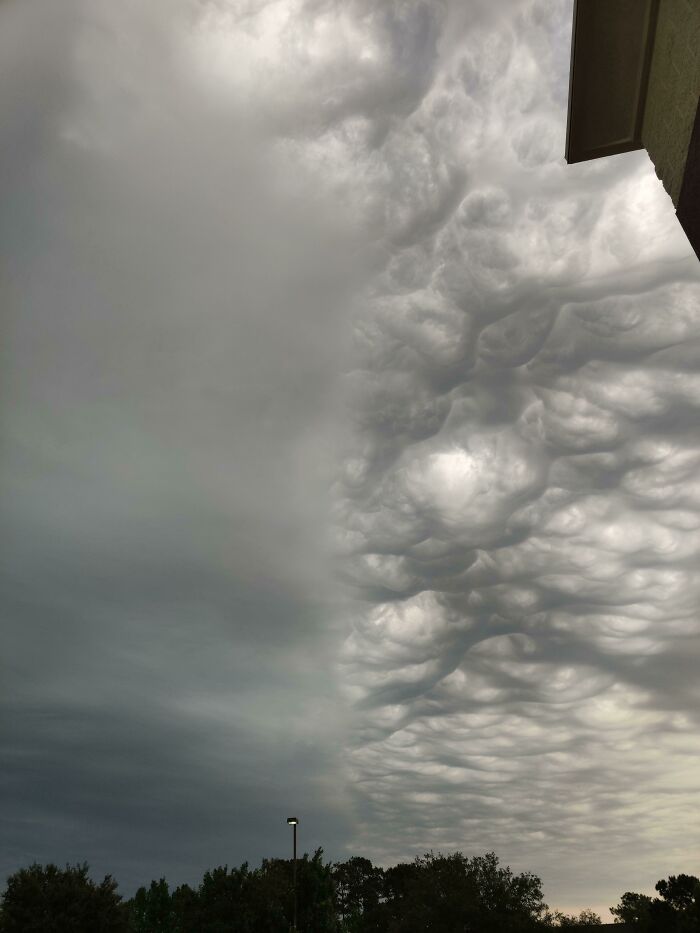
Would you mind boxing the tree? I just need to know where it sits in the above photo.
[173,849,336,933]
[332,857,384,931]
[381,856,453,931]
[127,878,175,933]
[247,857,297,933]
[651,874,700,933]
[610,874,700,932]
[655,874,700,917]
[466,851,547,926]
[374,850,548,933]
[194,862,260,933]
[549,907,602,926]
[170,882,200,933]
[0,862,128,933]
[254,849,337,933]
[295,848,338,933]
[610,891,653,927]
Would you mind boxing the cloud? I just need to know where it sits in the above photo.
[2,0,700,920]
[0,0,358,891]
[323,0,700,917]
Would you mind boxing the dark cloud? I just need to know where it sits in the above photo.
[1,0,356,893]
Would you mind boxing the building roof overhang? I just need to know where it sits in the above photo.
[565,0,660,164]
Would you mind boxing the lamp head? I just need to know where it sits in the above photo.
[287,817,298,825]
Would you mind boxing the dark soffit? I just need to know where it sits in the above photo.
[677,95,700,262]
[565,0,660,164]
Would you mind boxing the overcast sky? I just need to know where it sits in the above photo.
[2,0,700,920]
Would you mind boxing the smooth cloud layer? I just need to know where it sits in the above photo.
[1,0,358,892]
[2,0,700,919]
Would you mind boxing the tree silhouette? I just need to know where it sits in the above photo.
[129,879,176,933]
[610,873,700,932]
[4,852,698,932]
[373,850,548,932]
[169,882,200,932]
[255,849,336,933]
[609,890,654,926]
[0,862,128,933]
[548,907,602,926]
[332,856,384,931]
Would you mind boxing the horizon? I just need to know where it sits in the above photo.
[0,843,668,922]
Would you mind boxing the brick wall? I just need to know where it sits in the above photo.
[641,0,700,206]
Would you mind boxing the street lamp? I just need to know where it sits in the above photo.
[286,817,298,932]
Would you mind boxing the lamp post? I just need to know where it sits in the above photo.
[286,816,298,932]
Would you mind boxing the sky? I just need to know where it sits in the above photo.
[1,0,700,921]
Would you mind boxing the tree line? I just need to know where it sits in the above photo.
[0,848,698,931]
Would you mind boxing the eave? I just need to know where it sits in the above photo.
[565,0,660,164]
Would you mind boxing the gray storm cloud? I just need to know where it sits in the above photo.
[1,0,359,891]
[2,0,700,919]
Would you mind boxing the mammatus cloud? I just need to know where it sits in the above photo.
[191,0,700,913]
[2,0,700,919]
[297,0,698,918]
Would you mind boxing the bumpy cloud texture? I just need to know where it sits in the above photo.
[317,0,700,916]
[2,0,700,918]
